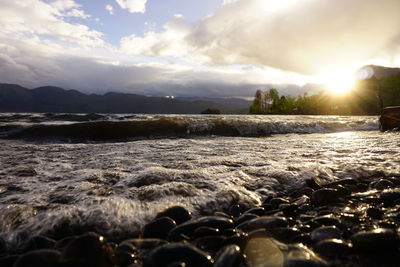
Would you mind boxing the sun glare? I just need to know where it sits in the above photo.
[322,70,356,95]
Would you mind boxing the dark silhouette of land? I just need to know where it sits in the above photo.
[0,84,250,114]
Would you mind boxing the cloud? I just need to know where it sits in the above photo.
[120,0,400,75]
[115,0,147,13]
[105,4,114,15]
[0,0,103,47]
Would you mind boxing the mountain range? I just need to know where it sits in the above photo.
[0,84,251,114]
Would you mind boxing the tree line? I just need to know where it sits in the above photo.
[249,73,400,115]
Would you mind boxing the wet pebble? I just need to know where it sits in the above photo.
[214,245,243,267]
[156,206,192,225]
[168,216,233,241]
[311,226,341,243]
[14,249,60,267]
[145,243,213,267]
[315,238,353,256]
[237,216,288,232]
[351,228,399,253]
[142,217,177,239]
[311,189,340,206]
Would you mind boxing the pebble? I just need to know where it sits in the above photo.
[244,237,284,267]
[237,216,288,232]
[214,245,243,267]
[14,249,60,267]
[311,226,341,243]
[168,216,233,241]
[311,189,340,205]
[156,206,192,225]
[315,238,353,256]
[351,228,399,253]
[142,217,177,239]
[61,232,112,266]
[145,243,213,267]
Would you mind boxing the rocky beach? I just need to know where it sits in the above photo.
[0,114,399,266]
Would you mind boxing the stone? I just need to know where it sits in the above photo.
[194,236,225,253]
[145,243,213,267]
[267,227,302,243]
[29,235,56,250]
[323,178,357,188]
[113,250,136,266]
[156,206,191,225]
[311,189,340,206]
[244,207,265,216]
[193,227,220,238]
[14,249,60,267]
[0,255,19,267]
[312,215,340,226]
[61,232,112,266]
[366,207,383,219]
[237,216,288,232]
[370,179,394,190]
[235,213,259,225]
[244,237,284,267]
[311,226,341,243]
[167,216,234,241]
[270,198,289,207]
[229,204,242,217]
[351,228,399,253]
[315,239,353,256]
[122,238,167,250]
[142,217,177,239]
[214,245,243,267]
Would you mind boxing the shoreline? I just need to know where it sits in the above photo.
[2,176,400,266]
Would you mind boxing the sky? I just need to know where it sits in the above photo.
[0,0,399,98]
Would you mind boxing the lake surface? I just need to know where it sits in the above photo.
[0,113,399,249]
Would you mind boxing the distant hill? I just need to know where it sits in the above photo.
[359,65,400,79]
[0,84,251,114]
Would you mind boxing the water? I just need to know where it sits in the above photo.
[0,113,399,250]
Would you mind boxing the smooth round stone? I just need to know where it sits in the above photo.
[0,255,19,267]
[380,189,400,206]
[315,239,353,256]
[305,178,323,190]
[193,227,220,238]
[311,226,341,243]
[270,198,289,207]
[222,232,248,248]
[195,236,226,253]
[370,179,394,190]
[156,206,191,225]
[237,216,287,232]
[167,262,186,267]
[296,187,314,197]
[55,236,77,250]
[351,228,399,252]
[145,243,213,267]
[244,207,265,216]
[61,232,112,266]
[14,249,60,267]
[267,227,301,243]
[244,237,284,267]
[113,250,136,266]
[115,242,136,254]
[142,217,177,239]
[214,245,242,267]
[214,211,231,218]
[366,207,383,219]
[312,215,340,226]
[281,205,299,217]
[229,204,242,217]
[29,235,56,250]
[167,216,234,241]
[122,238,167,250]
[311,189,339,205]
[324,178,357,188]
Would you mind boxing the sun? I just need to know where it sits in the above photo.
[323,70,356,94]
